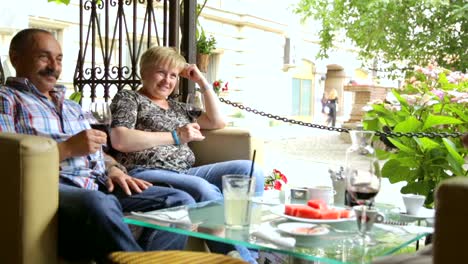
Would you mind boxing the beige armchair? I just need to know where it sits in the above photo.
[0,127,263,264]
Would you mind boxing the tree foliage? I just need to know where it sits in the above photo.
[48,0,71,4]
[294,0,467,72]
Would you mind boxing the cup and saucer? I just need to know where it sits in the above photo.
[399,194,435,222]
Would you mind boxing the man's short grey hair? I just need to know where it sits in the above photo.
[9,28,52,56]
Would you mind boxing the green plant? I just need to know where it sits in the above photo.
[363,64,468,207]
[231,111,245,119]
[196,30,216,55]
[193,1,216,55]
[69,91,82,103]
[294,0,467,72]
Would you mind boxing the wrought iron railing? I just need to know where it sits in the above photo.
[0,60,4,85]
[74,0,196,103]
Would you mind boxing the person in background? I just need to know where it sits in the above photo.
[325,88,338,127]
[0,28,195,262]
[109,46,264,263]
[321,92,327,114]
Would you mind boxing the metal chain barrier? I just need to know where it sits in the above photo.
[219,98,464,139]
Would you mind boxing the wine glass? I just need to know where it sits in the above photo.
[88,102,112,134]
[186,90,205,122]
[344,130,381,246]
[86,102,112,164]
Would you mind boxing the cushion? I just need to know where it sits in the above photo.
[108,250,247,264]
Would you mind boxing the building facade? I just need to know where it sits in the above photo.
[0,0,397,127]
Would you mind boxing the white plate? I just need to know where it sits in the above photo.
[251,197,281,206]
[399,207,435,221]
[270,205,355,224]
[277,222,329,237]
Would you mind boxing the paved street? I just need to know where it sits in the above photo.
[259,124,406,208]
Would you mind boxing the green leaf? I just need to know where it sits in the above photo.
[381,159,411,183]
[394,116,422,132]
[447,106,468,123]
[69,92,82,103]
[422,114,464,130]
[392,89,408,108]
[401,181,432,196]
[387,138,415,153]
[415,137,441,152]
[395,156,420,168]
[371,104,388,113]
[446,155,465,176]
[363,117,379,131]
[48,0,71,4]
[375,149,391,160]
[442,138,465,166]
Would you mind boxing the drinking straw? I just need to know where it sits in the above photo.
[249,149,257,178]
[244,149,257,223]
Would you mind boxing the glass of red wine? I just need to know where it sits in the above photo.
[186,89,204,122]
[88,102,112,133]
[344,130,381,246]
[87,102,112,163]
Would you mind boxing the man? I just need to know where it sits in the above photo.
[0,28,195,261]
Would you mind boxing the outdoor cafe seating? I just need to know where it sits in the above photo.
[0,128,261,264]
[2,128,467,264]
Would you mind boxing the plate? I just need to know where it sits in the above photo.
[277,222,329,237]
[251,197,281,206]
[399,207,435,221]
[270,205,355,224]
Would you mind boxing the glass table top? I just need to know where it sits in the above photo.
[124,200,431,264]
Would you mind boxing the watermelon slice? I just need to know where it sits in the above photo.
[320,209,341,219]
[338,209,352,219]
[307,199,328,210]
[284,204,308,216]
[296,206,322,219]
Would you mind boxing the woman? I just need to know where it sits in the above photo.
[110,46,262,263]
[110,46,263,201]
[325,88,338,127]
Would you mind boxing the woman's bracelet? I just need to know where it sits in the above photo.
[200,85,212,93]
[171,130,180,145]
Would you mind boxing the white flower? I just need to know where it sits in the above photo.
[362,105,373,112]
[401,94,418,106]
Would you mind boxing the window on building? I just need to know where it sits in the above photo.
[292,78,312,116]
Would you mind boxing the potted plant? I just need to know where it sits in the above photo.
[192,1,216,72]
[196,30,216,72]
[363,64,467,207]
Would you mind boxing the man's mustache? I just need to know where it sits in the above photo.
[38,68,60,79]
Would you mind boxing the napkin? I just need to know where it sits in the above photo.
[252,228,296,248]
[131,208,192,225]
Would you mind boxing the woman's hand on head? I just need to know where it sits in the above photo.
[177,123,205,144]
[179,64,209,88]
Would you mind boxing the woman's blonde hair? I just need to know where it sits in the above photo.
[327,88,338,99]
[139,46,187,76]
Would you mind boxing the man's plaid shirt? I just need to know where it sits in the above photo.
[0,77,106,190]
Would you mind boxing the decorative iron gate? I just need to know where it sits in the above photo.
[74,0,196,103]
